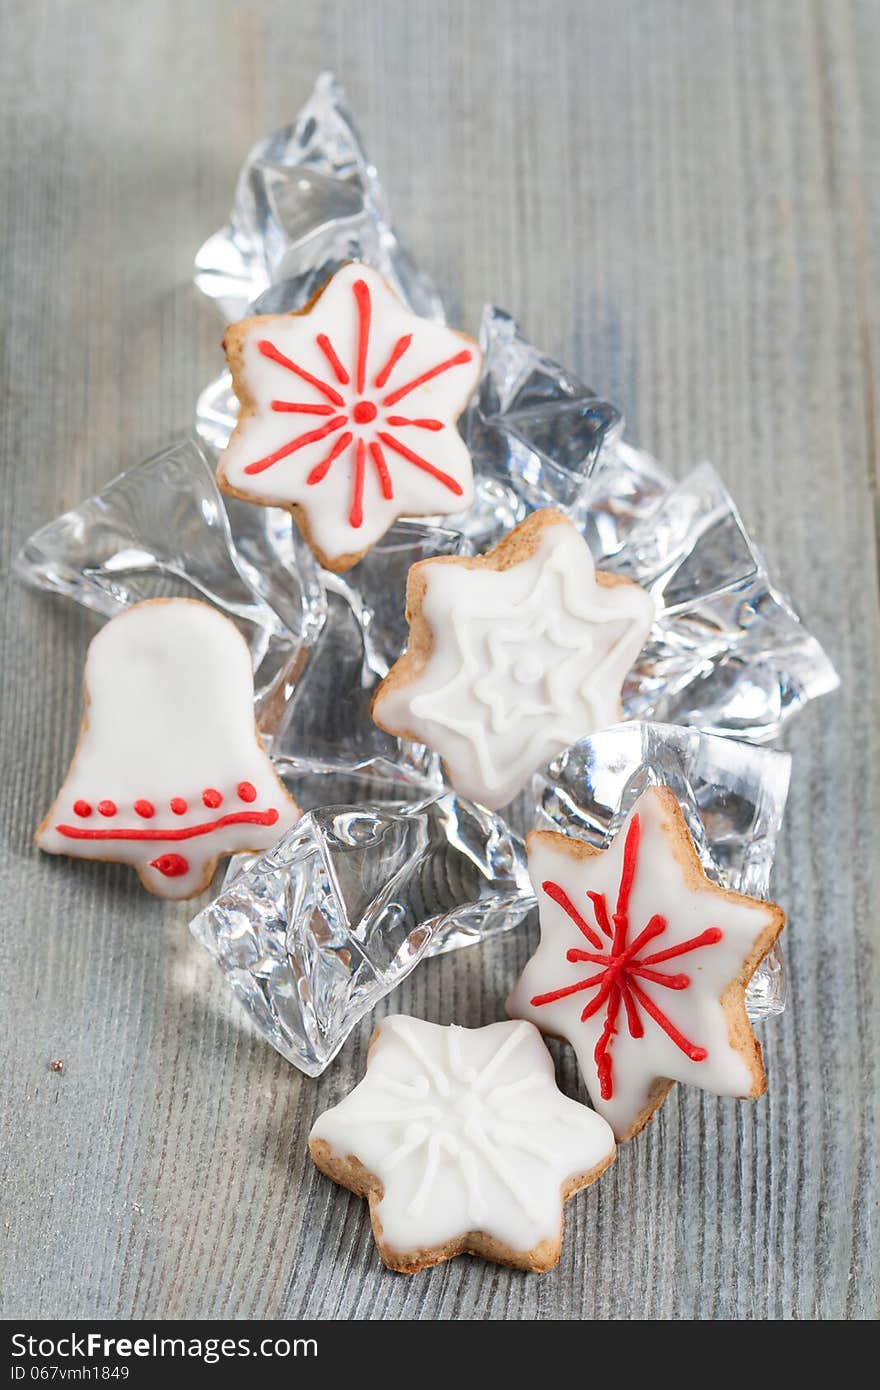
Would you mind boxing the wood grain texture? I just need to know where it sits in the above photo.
[1,0,877,1320]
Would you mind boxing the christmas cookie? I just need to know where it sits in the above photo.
[371,509,655,809]
[309,1015,615,1273]
[217,263,481,573]
[36,599,298,899]
[507,786,785,1141]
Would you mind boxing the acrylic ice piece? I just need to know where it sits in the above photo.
[459,305,672,559]
[373,512,655,810]
[309,1016,616,1271]
[36,600,299,899]
[194,72,444,325]
[12,438,323,732]
[509,787,784,1141]
[270,519,470,797]
[533,720,791,1019]
[189,795,535,1075]
[460,305,631,525]
[218,264,482,572]
[611,464,841,742]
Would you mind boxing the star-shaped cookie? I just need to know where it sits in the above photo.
[371,509,655,808]
[309,1015,616,1273]
[507,786,785,1141]
[217,263,481,572]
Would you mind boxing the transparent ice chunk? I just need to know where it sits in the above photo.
[190,794,534,1075]
[577,439,674,564]
[533,720,792,1019]
[460,306,624,520]
[612,464,841,741]
[271,520,471,799]
[12,439,321,730]
[195,370,239,455]
[194,72,444,325]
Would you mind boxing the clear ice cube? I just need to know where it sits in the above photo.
[612,464,841,742]
[190,794,534,1075]
[461,306,624,519]
[271,520,471,799]
[12,438,319,730]
[194,72,444,325]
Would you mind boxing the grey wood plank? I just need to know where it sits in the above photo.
[1,0,877,1320]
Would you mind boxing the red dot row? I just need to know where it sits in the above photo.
[72,782,257,819]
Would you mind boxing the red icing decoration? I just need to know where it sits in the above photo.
[237,781,257,803]
[385,415,444,431]
[257,339,344,406]
[97,800,117,817]
[150,853,190,878]
[352,278,371,393]
[530,814,723,1100]
[316,333,350,385]
[541,879,604,950]
[243,415,348,476]
[202,788,222,808]
[170,797,187,815]
[134,799,155,819]
[377,432,463,495]
[368,441,394,500]
[270,400,335,415]
[350,439,366,528]
[373,333,412,389]
[352,400,378,424]
[306,430,353,485]
[382,348,472,407]
[56,808,280,843]
[586,891,613,938]
[73,800,92,818]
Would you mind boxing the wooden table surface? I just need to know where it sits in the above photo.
[1,0,877,1321]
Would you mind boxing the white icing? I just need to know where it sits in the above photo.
[310,1016,615,1257]
[36,599,297,898]
[373,520,655,808]
[507,787,779,1139]
[218,264,480,566]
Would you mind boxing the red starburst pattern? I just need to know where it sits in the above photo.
[530,815,724,1100]
[243,277,473,528]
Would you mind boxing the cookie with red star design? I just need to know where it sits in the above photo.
[507,786,785,1142]
[217,263,481,572]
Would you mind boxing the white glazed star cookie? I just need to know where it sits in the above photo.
[309,1015,616,1273]
[217,263,481,572]
[36,599,298,899]
[371,509,655,809]
[507,786,785,1141]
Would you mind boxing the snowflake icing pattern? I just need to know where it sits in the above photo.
[240,273,474,530]
[367,1021,558,1222]
[309,1016,615,1265]
[530,813,723,1100]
